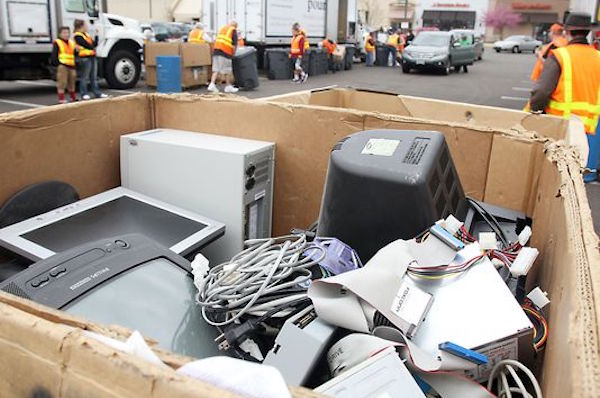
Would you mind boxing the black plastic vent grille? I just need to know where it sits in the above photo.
[430,146,461,218]
[2,282,30,299]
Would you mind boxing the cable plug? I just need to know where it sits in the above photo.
[215,320,261,351]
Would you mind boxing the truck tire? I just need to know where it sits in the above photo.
[104,50,141,89]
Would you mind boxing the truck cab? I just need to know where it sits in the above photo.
[0,0,145,89]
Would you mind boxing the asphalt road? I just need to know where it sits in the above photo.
[0,49,537,113]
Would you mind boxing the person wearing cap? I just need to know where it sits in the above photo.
[208,20,239,93]
[188,23,206,44]
[529,13,600,182]
[530,23,568,81]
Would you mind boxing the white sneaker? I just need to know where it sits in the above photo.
[82,94,91,100]
[292,77,300,83]
[98,93,109,98]
[301,73,309,83]
[224,85,239,93]
[207,83,219,93]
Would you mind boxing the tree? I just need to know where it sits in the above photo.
[484,6,522,39]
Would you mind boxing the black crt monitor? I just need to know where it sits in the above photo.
[0,234,225,359]
[0,187,225,261]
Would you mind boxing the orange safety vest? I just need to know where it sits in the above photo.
[291,34,304,57]
[214,24,236,56]
[387,34,399,47]
[188,28,205,43]
[74,31,96,57]
[300,29,310,50]
[365,37,375,53]
[545,45,600,134]
[322,39,336,55]
[530,36,568,81]
[55,38,75,67]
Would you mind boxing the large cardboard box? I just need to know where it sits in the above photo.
[181,66,209,88]
[180,43,212,67]
[144,42,181,66]
[146,66,157,87]
[0,94,598,398]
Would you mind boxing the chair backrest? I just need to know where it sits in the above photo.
[0,181,80,228]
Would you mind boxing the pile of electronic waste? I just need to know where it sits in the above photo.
[0,129,549,398]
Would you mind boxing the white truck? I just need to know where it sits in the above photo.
[0,0,145,89]
[202,0,359,46]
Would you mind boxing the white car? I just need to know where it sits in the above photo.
[493,35,542,53]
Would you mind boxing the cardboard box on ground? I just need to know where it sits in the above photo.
[0,93,599,398]
[145,42,212,88]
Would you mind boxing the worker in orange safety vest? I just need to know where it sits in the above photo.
[530,23,568,81]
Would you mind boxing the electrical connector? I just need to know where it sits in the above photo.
[430,224,465,251]
[510,247,539,277]
[518,226,532,246]
[479,232,498,251]
[527,287,550,309]
[443,214,464,236]
[215,320,261,351]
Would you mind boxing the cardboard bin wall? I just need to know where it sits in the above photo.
[0,94,599,398]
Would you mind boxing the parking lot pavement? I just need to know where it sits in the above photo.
[0,50,536,114]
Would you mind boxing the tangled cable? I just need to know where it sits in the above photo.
[196,234,325,327]
[487,359,543,398]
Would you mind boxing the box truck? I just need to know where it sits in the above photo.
[0,0,145,89]
[202,0,359,46]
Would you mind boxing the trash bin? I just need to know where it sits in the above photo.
[233,47,259,90]
[156,55,181,93]
[265,48,292,80]
[308,48,328,76]
[375,45,388,67]
[344,45,356,70]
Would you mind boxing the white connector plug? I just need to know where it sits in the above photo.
[444,214,464,236]
[510,247,539,277]
[527,287,550,309]
[479,232,498,250]
[518,226,533,246]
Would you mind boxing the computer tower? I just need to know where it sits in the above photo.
[120,129,275,264]
[317,130,465,262]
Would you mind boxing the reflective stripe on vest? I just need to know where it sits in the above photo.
[291,34,303,56]
[189,29,205,43]
[56,39,75,67]
[546,46,600,134]
[214,25,235,56]
[74,32,96,57]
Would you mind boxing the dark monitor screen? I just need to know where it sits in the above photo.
[64,257,223,358]
[22,196,207,253]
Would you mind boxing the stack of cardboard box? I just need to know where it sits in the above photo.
[144,42,212,89]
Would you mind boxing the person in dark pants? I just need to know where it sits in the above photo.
[73,19,107,100]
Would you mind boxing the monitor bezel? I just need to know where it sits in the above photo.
[0,187,225,261]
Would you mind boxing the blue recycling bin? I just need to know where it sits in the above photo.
[156,55,181,93]
[585,123,600,183]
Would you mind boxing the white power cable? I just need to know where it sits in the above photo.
[197,234,325,327]
[487,359,542,398]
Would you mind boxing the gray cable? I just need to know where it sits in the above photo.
[488,359,542,398]
[197,234,325,327]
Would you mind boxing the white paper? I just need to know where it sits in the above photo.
[361,138,400,156]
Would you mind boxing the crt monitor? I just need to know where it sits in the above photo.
[0,234,225,359]
[0,187,225,261]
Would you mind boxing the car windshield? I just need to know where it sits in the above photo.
[412,33,449,47]
[152,25,168,35]
[504,36,522,41]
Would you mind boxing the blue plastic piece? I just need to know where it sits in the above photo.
[439,341,488,365]
[156,56,181,93]
[429,224,465,251]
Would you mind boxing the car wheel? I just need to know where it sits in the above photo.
[512,46,518,53]
[443,61,451,75]
[402,64,410,74]
[495,48,501,53]
[478,55,482,60]
[463,65,468,73]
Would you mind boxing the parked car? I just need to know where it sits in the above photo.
[150,23,170,42]
[493,35,542,53]
[451,29,484,60]
[402,31,476,75]
[169,22,191,41]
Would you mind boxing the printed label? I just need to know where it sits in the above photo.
[255,190,266,200]
[402,137,430,165]
[465,338,519,381]
[361,139,400,157]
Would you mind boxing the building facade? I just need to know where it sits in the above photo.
[485,0,570,41]
[358,0,416,30]
[414,0,490,35]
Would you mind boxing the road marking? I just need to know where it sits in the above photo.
[521,80,533,84]
[501,96,528,101]
[0,98,43,108]
[512,87,531,92]
[15,80,55,87]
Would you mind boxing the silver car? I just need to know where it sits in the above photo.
[493,35,542,53]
